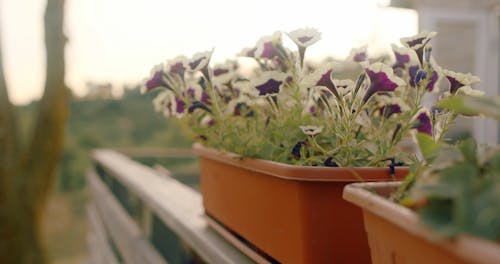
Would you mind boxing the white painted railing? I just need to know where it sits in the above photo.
[87,149,254,264]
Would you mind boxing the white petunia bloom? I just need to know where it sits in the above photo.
[300,125,323,136]
[400,31,437,50]
[255,31,282,59]
[185,49,214,72]
[287,28,321,48]
[456,86,485,97]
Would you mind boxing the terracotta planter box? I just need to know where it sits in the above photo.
[343,182,500,264]
[193,143,408,264]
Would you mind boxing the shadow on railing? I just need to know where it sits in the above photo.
[86,148,253,264]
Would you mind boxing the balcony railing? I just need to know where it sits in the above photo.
[87,148,254,264]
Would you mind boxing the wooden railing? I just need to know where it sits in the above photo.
[87,149,253,264]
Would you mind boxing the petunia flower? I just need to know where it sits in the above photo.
[153,90,171,112]
[291,141,306,160]
[185,49,214,72]
[455,86,484,97]
[442,69,480,94]
[323,157,339,167]
[412,110,432,135]
[426,69,439,92]
[165,56,187,76]
[377,97,409,118]
[172,96,186,117]
[287,28,321,48]
[212,61,237,84]
[362,62,406,102]
[401,31,437,50]
[302,64,340,99]
[141,64,171,93]
[255,31,282,59]
[152,90,181,118]
[391,44,419,69]
[300,125,323,136]
[252,71,287,96]
[400,31,437,64]
[183,84,210,104]
[347,45,368,63]
[332,79,355,96]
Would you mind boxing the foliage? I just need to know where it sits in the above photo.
[438,95,500,120]
[16,88,192,192]
[393,96,500,242]
[397,135,500,241]
[142,29,482,167]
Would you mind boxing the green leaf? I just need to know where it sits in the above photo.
[416,133,436,162]
[457,138,477,164]
[437,96,500,120]
[419,199,457,236]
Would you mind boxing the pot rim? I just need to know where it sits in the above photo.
[192,143,408,182]
[343,181,500,264]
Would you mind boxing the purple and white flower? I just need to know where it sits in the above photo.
[287,28,321,48]
[165,56,187,76]
[400,31,437,51]
[300,125,323,136]
[252,71,287,96]
[185,50,214,72]
[212,61,238,84]
[347,45,368,63]
[400,31,437,64]
[302,64,340,99]
[412,110,432,135]
[442,69,480,94]
[142,64,170,93]
[377,97,409,118]
[391,44,419,69]
[255,31,282,59]
[455,86,484,97]
[362,62,406,102]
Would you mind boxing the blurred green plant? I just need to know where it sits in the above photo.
[55,88,191,192]
[393,95,500,242]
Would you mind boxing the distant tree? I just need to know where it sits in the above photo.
[0,0,68,263]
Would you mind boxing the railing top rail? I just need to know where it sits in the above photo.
[91,149,253,264]
[109,147,196,158]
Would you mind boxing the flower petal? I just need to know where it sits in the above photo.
[400,31,437,50]
[363,62,405,102]
[165,56,187,75]
[299,125,323,136]
[287,28,321,48]
[142,64,170,93]
[255,31,282,59]
[391,44,419,69]
[347,45,367,62]
[185,50,214,72]
[443,69,480,94]
[252,71,287,96]
[412,110,432,135]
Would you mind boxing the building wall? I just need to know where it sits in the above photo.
[410,0,500,144]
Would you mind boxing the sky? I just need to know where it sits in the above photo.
[0,0,418,105]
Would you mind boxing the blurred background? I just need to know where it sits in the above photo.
[0,0,498,263]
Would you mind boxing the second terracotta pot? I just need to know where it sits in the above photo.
[343,181,500,264]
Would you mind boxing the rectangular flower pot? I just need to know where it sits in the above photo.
[193,143,408,264]
[343,182,500,264]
